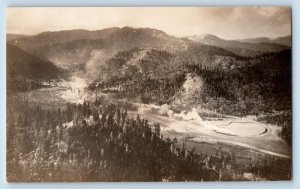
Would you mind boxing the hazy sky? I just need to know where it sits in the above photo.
[7,7,291,39]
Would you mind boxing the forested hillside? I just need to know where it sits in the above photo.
[89,47,291,145]
[7,97,291,181]
[90,47,291,113]
[7,44,62,92]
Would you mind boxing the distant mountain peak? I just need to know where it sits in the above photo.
[120,26,169,36]
[188,33,221,41]
[238,35,291,47]
[200,33,220,39]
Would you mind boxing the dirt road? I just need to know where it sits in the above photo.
[129,111,291,159]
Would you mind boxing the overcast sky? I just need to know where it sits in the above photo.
[7,7,291,39]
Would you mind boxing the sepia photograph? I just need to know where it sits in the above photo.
[6,7,292,182]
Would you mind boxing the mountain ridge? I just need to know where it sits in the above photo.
[239,35,291,47]
[186,34,290,57]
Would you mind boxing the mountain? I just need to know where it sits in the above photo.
[272,36,292,47]
[240,35,291,47]
[6,34,31,41]
[7,44,61,80]
[6,27,291,145]
[7,27,291,109]
[9,28,290,70]
[7,28,120,51]
[7,27,182,53]
[238,37,270,44]
[7,27,187,69]
[186,34,221,44]
[186,34,290,57]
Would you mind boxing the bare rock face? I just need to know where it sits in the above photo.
[172,73,203,106]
